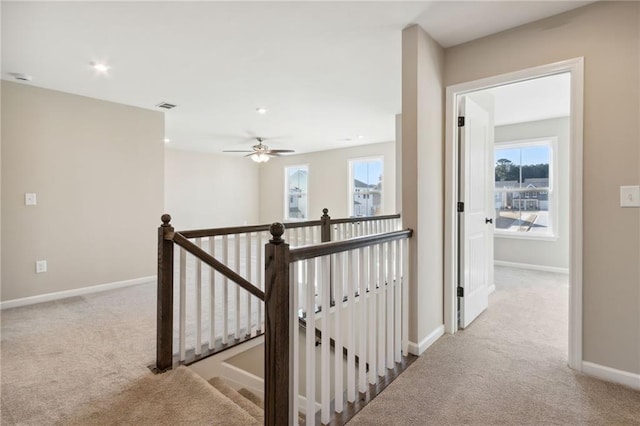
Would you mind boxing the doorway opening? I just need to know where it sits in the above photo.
[444,58,584,370]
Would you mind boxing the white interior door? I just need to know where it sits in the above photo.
[458,96,493,329]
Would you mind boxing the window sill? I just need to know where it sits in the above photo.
[494,231,559,242]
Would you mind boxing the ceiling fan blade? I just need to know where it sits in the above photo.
[266,149,295,154]
[223,150,254,153]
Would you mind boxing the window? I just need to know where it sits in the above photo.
[494,138,556,238]
[285,165,308,220]
[349,158,383,217]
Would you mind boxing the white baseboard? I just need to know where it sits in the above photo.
[408,325,445,356]
[488,284,496,294]
[0,275,156,310]
[494,260,569,274]
[582,361,640,390]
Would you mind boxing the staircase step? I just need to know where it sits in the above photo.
[238,388,264,409]
[208,377,264,423]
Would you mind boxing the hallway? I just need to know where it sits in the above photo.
[349,266,640,425]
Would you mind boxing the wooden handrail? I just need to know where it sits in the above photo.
[173,232,265,301]
[330,213,401,224]
[177,220,323,239]
[289,229,413,262]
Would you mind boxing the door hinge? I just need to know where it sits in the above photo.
[457,202,464,213]
[458,116,465,127]
[457,287,464,297]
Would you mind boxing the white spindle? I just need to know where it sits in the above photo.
[402,238,409,356]
[377,244,385,375]
[347,250,356,402]
[368,245,377,383]
[209,236,216,350]
[334,253,344,413]
[302,226,308,246]
[195,238,202,355]
[235,234,241,339]
[386,241,394,369]
[332,223,338,241]
[358,247,367,392]
[222,235,229,344]
[394,239,402,362]
[257,232,263,333]
[179,248,186,361]
[290,262,299,425]
[246,232,252,337]
[305,259,316,425]
[321,255,330,424]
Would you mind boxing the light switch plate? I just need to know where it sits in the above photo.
[620,185,640,207]
[25,193,37,206]
[35,260,47,273]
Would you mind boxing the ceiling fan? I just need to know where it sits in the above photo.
[223,137,295,163]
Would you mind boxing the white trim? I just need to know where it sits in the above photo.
[582,361,640,390]
[494,260,569,274]
[444,58,584,372]
[407,325,444,355]
[487,284,496,295]
[0,275,156,310]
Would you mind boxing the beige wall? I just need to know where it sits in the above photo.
[258,142,396,223]
[165,149,260,230]
[401,24,445,348]
[444,2,640,374]
[1,81,164,302]
[494,117,570,270]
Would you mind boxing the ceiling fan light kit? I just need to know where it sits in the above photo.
[223,136,295,162]
[251,152,270,163]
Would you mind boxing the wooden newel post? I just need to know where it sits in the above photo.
[320,207,331,243]
[157,214,174,372]
[264,223,290,426]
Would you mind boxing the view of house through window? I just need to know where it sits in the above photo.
[494,140,554,236]
[350,158,383,217]
[285,165,308,220]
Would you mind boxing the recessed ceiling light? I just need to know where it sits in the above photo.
[90,61,110,74]
[164,138,171,144]
[357,135,364,139]
[256,107,268,115]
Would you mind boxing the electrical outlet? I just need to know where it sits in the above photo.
[25,193,37,206]
[35,260,47,273]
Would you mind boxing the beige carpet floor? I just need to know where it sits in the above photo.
[348,266,640,425]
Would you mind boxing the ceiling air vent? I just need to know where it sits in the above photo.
[156,102,177,110]
[9,73,32,82]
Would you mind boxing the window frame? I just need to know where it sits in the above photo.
[348,156,384,218]
[284,164,309,221]
[493,136,558,241]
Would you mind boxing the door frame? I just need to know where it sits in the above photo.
[443,58,584,370]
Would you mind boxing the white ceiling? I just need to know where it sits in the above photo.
[2,1,591,155]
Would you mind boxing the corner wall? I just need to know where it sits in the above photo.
[401,24,445,351]
[444,1,640,374]
[1,81,164,302]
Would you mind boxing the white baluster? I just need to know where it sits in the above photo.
[222,235,229,345]
[394,239,402,362]
[368,245,377,383]
[334,253,344,413]
[321,255,330,424]
[302,226,308,246]
[235,234,241,340]
[246,232,252,337]
[179,247,186,361]
[358,247,367,392]
[305,259,316,425]
[386,241,394,369]
[290,262,299,425]
[347,250,356,402]
[377,243,385,375]
[402,238,409,356]
[209,236,216,350]
[195,238,202,355]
